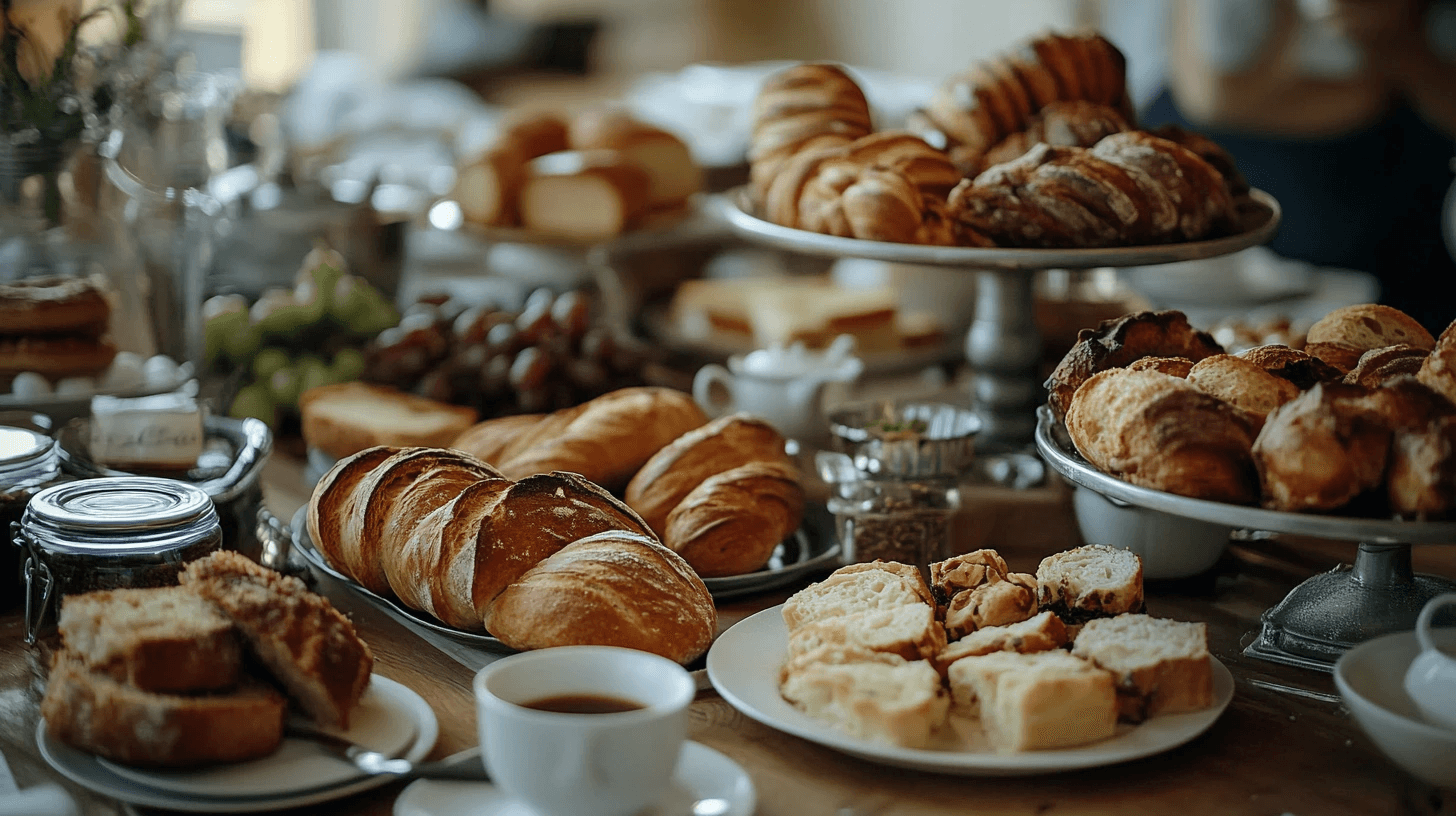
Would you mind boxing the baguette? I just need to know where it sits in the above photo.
[496,387,708,492]
[663,460,805,577]
[483,529,716,664]
[625,413,791,535]
[181,552,373,730]
[58,587,241,694]
[448,413,546,464]
[41,651,286,768]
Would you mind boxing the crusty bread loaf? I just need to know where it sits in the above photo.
[41,650,286,768]
[454,146,530,227]
[1045,310,1224,422]
[569,108,702,209]
[300,382,479,461]
[782,568,930,632]
[662,460,805,577]
[625,413,791,535]
[1389,416,1456,520]
[1417,320,1456,404]
[930,550,1010,604]
[1236,344,1345,390]
[181,551,373,730]
[946,650,1117,751]
[933,611,1068,674]
[519,149,652,241]
[1251,383,1395,513]
[58,588,241,694]
[780,655,949,749]
[785,603,946,669]
[1036,545,1144,622]
[1066,367,1260,504]
[449,413,547,464]
[1071,613,1213,722]
[1344,344,1429,388]
[494,387,708,492]
[482,529,716,664]
[943,573,1038,641]
[1186,353,1300,428]
[1127,355,1194,377]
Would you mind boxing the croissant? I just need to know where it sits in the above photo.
[979,100,1131,173]
[306,446,717,664]
[749,63,873,201]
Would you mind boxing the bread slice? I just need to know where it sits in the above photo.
[780,656,949,749]
[934,611,1068,674]
[41,650,285,767]
[831,561,935,606]
[1071,613,1213,722]
[300,382,479,461]
[58,587,241,693]
[943,573,1038,640]
[781,568,930,632]
[946,650,1117,752]
[1035,544,1144,623]
[786,603,947,668]
[181,551,373,730]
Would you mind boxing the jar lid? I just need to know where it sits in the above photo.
[22,476,220,556]
[0,426,57,483]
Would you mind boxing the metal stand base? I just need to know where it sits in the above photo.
[966,270,1041,450]
[1244,543,1456,672]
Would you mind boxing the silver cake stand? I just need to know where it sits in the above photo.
[1035,406,1456,672]
[713,189,1281,451]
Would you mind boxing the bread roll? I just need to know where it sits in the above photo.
[519,150,652,241]
[483,529,716,664]
[42,651,286,768]
[496,387,708,492]
[1045,310,1224,422]
[1236,344,1345,390]
[625,413,791,535]
[1344,344,1429,387]
[1186,353,1300,428]
[1306,304,1436,353]
[1065,367,1259,504]
[1389,416,1456,520]
[1035,544,1144,621]
[300,382,479,461]
[569,108,702,209]
[663,460,805,577]
[1251,383,1393,513]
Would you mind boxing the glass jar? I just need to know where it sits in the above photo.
[17,476,222,643]
[827,475,961,567]
[0,424,63,610]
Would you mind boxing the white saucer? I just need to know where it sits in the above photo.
[39,674,438,813]
[393,741,756,816]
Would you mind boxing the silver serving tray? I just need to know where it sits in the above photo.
[712,187,1282,271]
[1034,406,1456,544]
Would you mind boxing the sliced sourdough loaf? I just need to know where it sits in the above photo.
[946,650,1117,752]
[181,551,373,730]
[780,656,949,749]
[41,650,286,767]
[934,611,1068,674]
[785,603,946,667]
[781,567,930,632]
[1071,613,1213,722]
[58,587,241,693]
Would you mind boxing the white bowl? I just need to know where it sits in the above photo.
[1071,486,1232,580]
[1334,628,1456,788]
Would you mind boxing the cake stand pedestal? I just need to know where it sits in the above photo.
[714,191,1281,452]
[1036,407,1456,672]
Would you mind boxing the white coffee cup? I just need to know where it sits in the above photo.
[1403,593,1456,732]
[473,645,695,816]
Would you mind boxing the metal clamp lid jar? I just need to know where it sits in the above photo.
[2,425,62,612]
[16,476,222,643]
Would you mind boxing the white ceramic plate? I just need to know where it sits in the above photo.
[707,605,1234,776]
[393,741,756,816]
[39,674,438,813]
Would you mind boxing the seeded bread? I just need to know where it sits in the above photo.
[1035,544,1144,623]
[933,611,1068,674]
[41,650,285,767]
[1071,613,1213,722]
[58,587,241,694]
[180,551,373,730]
[779,656,949,749]
[946,650,1117,752]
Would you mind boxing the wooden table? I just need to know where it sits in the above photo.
[3,453,1454,816]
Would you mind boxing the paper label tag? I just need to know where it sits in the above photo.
[90,394,205,468]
